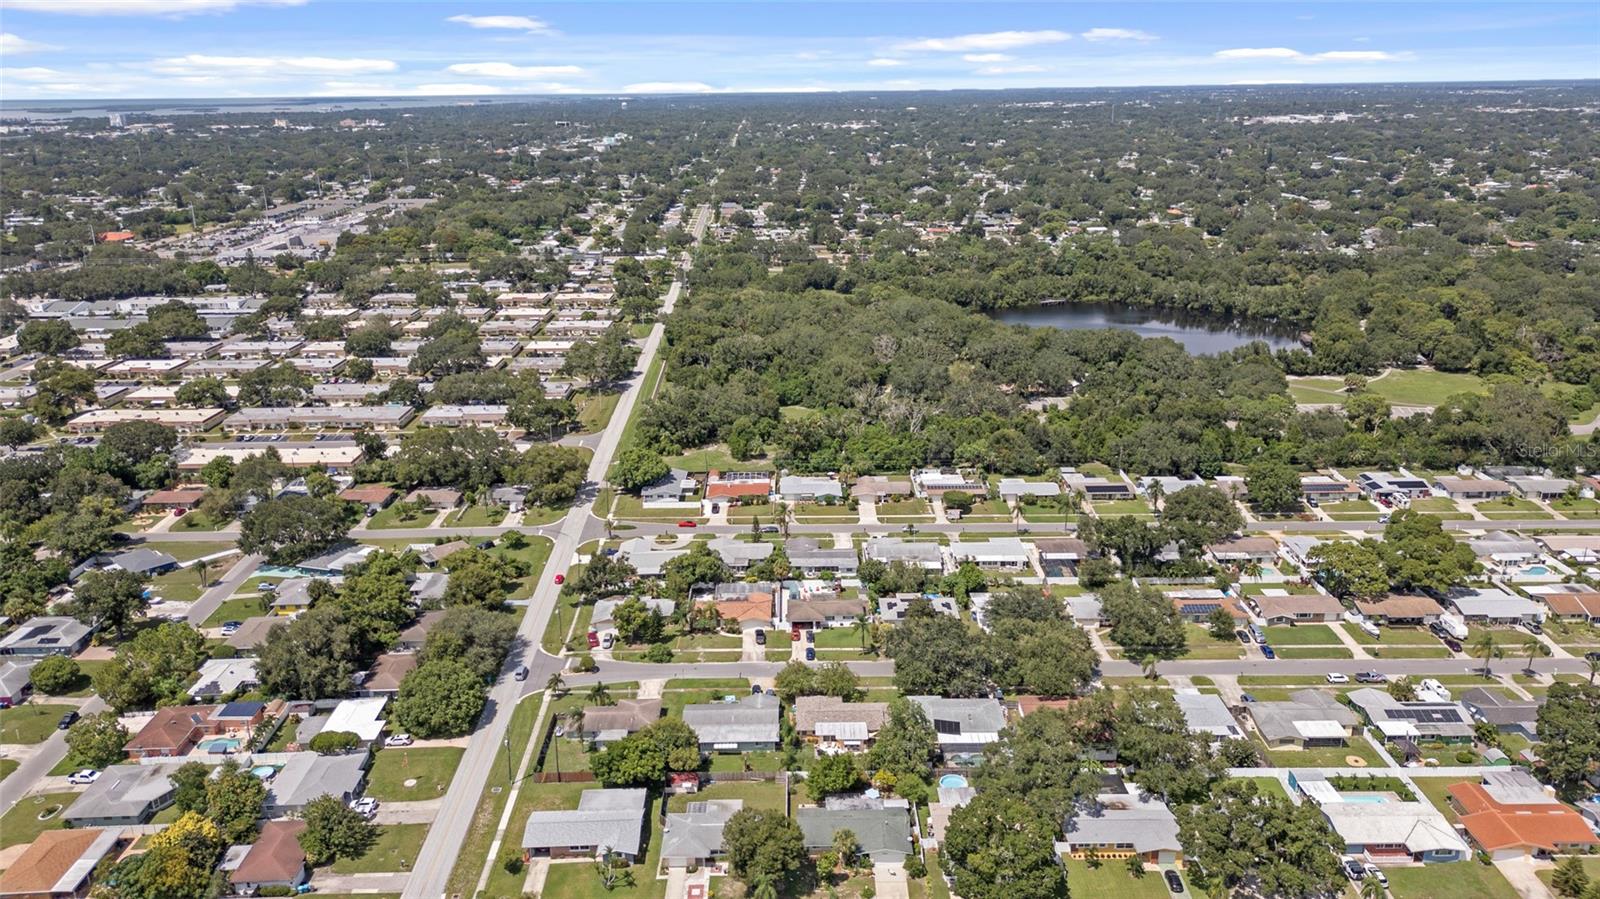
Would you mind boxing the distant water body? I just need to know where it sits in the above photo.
[0,95,536,122]
[988,302,1303,355]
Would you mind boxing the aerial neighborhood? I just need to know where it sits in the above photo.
[1,53,1599,899]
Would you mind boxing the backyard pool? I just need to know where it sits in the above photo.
[939,774,970,789]
[1339,794,1390,804]
[199,738,242,754]
[250,766,276,779]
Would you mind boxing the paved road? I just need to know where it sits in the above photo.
[400,211,705,899]
[184,553,265,625]
[0,696,107,809]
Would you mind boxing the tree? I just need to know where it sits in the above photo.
[591,732,668,787]
[1116,688,1224,804]
[1176,779,1344,898]
[43,494,125,561]
[238,494,354,565]
[611,596,665,645]
[308,730,361,754]
[1245,459,1302,515]
[237,362,313,407]
[587,682,614,706]
[92,621,207,711]
[1206,607,1236,640]
[255,605,369,701]
[1472,631,1503,677]
[1099,580,1187,659]
[29,655,79,695]
[972,708,1102,822]
[941,490,976,515]
[169,761,210,814]
[1376,510,1479,593]
[816,661,861,700]
[1161,486,1244,550]
[298,794,378,865]
[1536,683,1600,799]
[987,619,1097,697]
[18,320,79,355]
[128,811,223,899]
[943,793,1068,899]
[394,658,486,738]
[175,375,231,408]
[0,417,39,448]
[806,753,862,801]
[1306,540,1390,599]
[661,542,731,602]
[722,808,808,892]
[421,606,518,681]
[206,760,267,842]
[1552,856,1592,898]
[866,697,938,780]
[610,446,671,493]
[774,660,818,703]
[65,711,130,768]
[886,611,992,697]
[68,568,148,638]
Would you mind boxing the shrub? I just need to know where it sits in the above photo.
[308,730,361,754]
[1455,750,1477,764]
[641,643,674,663]
[502,852,525,875]
[904,857,927,879]
[574,653,598,672]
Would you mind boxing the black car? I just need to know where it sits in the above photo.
[58,711,79,730]
[1164,870,1184,893]
[1444,637,1464,652]
[1234,629,1250,644]
[754,628,766,645]
[1586,651,1600,662]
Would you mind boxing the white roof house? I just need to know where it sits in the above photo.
[188,659,260,700]
[1174,691,1241,739]
[1319,801,1470,862]
[1446,589,1545,623]
[947,538,1031,569]
[319,697,388,743]
[997,478,1061,499]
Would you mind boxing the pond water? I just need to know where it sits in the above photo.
[987,302,1303,355]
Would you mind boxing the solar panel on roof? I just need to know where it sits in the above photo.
[1388,707,1463,724]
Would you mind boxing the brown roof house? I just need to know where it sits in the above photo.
[1354,594,1445,625]
[579,698,663,746]
[229,820,310,893]
[0,829,129,899]
[793,696,889,750]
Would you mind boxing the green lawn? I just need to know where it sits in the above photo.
[327,823,430,875]
[1178,624,1245,660]
[610,493,702,521]
[791,502,857,523]
[665,779,788,813]
[444,505,506,528]
[170,511,224,532]
[575,390,622,434]
[1092,499,1155,517]
[1242,776,1288,798]
[1264,624,1342,645]
[202,595,268,627]
[0,791,75,848]
[363,747,464,802]
[1385,860,1517,899]
[1538,858,1600,892]
[0,703,75,744]
[157,541,235,562]
[367,505,437,529]
[1405,497,1471,520]
[1551,497,1600,518]
[495,536,553,602]
[875,499,933,519]
[1367,646,1454,659]
[1263,739,1381,768]
[0,758,17,781]
[1061,859,1177,899]
[524,789,668,899]
[665,445,769,473]
[444,694,545,898]
[1321,500,1382,520]
[1349,624,1440,646]
[1273,645,1354,659]
[1290,370,1488,407]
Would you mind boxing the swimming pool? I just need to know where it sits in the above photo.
[199,738,241,754]
[1522,565,1550,576]
[939,774,969,789]
[250,765,276,779]
[1340,794,1389,804]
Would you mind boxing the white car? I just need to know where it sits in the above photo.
[383,734,413,747]
[1325,673,1350,684]
[349,797,378,818]
[67,769,100,785]
[1362,863,1388,887]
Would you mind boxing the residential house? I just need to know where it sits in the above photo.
[267,577,328,616]
[0,616,93,658]
[784,596,868,630]
[1300,475,1361,504]
[797,806,914,862]
[64,765,175,826]
[947,538,1031,570]
[661,800,742,868]
[793,696,889,750]
[1033,537,1091,575]
[706,537,774,571]
[1467,531,1542,564]
[1205,537,1279,567]
[106,548,179,576]
[1459,688,1541,739]
[616,536,688,577]
[785,538,859,577]
[910,696,1006,760]
[1346,687,1474,743]
[912,468,985,499]
[1317,799,1469,863]
[421,540,470,567]
[1062,783,1184,866]
[187,659,259,700]
[1353,595,1445,626]
[1356,472,1433,501]
[878,594,958,623]
[1526,584,1600,623]
[1173,691,1242,740]
[579,698,663,747]
[419,405,510,428]
[141,487,208,512]
[0,660,36,708]
[850,476,912,501]
[356,653,417,697]
[123,704,231,758]
[296,544,376,577]
[397,610,446,652]
[1246,690,1361,749]
[337,485,396,513]
[1446,589,1544,625]
[225,617,282,653]
[1061,468,1135,501]
[316,697,388,744]
[521,788,649,861]
[1168,591,1250,625]
[777,474,844,502]
[262,752,368,817]
[229,820,310,894]
[682,693,781,753]
[640,468,698,506]
[1449,771,1599,859]
[997,478,1061,502]
[1432,477,1513,501]
[1507,476,1574,501]
[863,537,945,572]
[590,597,675,639]
[0,829,129,899]
[406,488,463,510]
[1251,593,1344,625]
[704,470,773,504]
[699,583,777,628]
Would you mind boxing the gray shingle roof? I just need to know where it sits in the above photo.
[521,788,648,856]
[797,807,914,861]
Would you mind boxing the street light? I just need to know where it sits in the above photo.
[503,737,513,783]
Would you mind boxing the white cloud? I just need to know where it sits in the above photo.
[0,32,55,54]
[866,58,904,68]
[621,81,716,93]
[976,64,1048,76]
[1,0,302,15]
[1215,47,1403,63]
[1080,28,1157,42]
[446,62,585,78]
[962,53,1013,63]
[445,14,550,33]
[0,65,64,82]
[410,82,508,96]
[152,54,397,76]
[898,30,1070,52]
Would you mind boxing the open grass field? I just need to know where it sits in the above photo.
[495,536,552,602]
[0,704,75,745]
[1179,624,1246,660]
[876,498,933,519]
[664,446,769,474]
[1384,860,1517,899]
[575,390,622,434]
[367,504,437,529]
[1264,624,1342,645]
[327,823,429,875]
[149,565,208,602]
[202,594,267,627]
[610,494,703,521]
[1288,370,1488,407]
[1061,859,1177,899]
[363,747,464,802]
[443,505,505,528]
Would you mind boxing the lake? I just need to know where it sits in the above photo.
[988,302,1303,355]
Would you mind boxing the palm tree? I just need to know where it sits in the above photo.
[1146,480,1165,511]
[750,515,761,537]
[1471,632,1502,678]
[586,682,612,706]
[545,671,565,697]
[832,828,859,872]
[1360,875,1386,899]
[1242,561,1264,581]
[1141,654,1160,681]
[603,517,616,540]
[1587,655,1600,686]
[1520,639,1551,675]
[195,558,212,589]
[853,613,869,650]
[777,501,791,539]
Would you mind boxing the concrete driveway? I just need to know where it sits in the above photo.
[1494,855,1556,899]
[873,862,910,899]
[741,622,766,661]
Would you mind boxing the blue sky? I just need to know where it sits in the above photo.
[1,1,1596,99]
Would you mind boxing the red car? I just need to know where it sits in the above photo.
[586,631,600,648]
[553,573,565,585]
[677,520,697,528]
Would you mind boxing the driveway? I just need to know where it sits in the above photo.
[1494,856,1556,899]
[741,623,766,661]
[873,862,910,899]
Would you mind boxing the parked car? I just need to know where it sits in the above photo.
[1306,496,1319,508]
[1355,671,1386,683]
[1260,644,1276,660]
[805,647,816,661]
[383,734,413,748]
[754,628,766,645]
[677,520,697,528]
[586,631,600,648]
[58,711,79,730]
[1239,693,1257,703]
[759,524,780,534]
[1343,858,1365,881]
[553,573,564,585]
[1522,620,1543,635]
[601,633,615,650]
[349,797,378,818]
[1586,651,1600,662]
[1443,637,1463,653]
[220,621,242,636]
[1358,620,1381,638]
[1326,673,1350,684]
[259,581,277,592]
[1362,863,1388,887]
[1164,870,1184,893]
[1234,629,1250,644]
[67,769,100,785]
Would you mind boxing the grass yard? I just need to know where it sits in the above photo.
[0,758,17,781]
[0,792,76,848]
[1349,624,1438,646]
[1264,624,1342,645]
[665,446,769,474]
[1092,499,1155,517]
[442,694,544,898]
[363,747,464,802]
[170,511,225,532]
[1272,645,1354,659]
[327,823,429,875]
[1405,497,1472,520]
[159,541,235,562]
[665,779,788,813]
[202,595,268,627]
[1178,624,1245,661]
[495,536,552,602]
[1367,646,1455,659]
[1264,738,1382,768]
[875,499,933,519]
[149,565,208,602]
[367,505,437,529]
[1538,858,1600,892]
[1321,499,1383,520]
[575,390,622,434]
[0,703,76,744]
[791,502,857,523]
[1290,370,1488,407]
[1384,860,1517,899]
[1551,497,1600,518]
[610,493,703,521]
[1241,776,1288,798]
[1061,859,1177,899]
[444,505,506,528]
